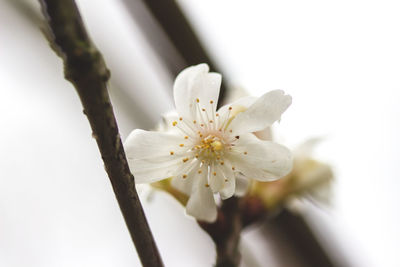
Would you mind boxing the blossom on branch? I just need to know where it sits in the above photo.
[125,64,293,222]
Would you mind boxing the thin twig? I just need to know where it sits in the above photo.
[198,197,243,267]
[38,1,163,266]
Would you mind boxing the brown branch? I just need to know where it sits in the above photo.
[198,197,242,267]
[38,1,163,266]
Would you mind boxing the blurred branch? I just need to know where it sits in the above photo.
[199,197,242,267]
[263,208,337,267]
[37,1,163,266]
[124,0,227,106]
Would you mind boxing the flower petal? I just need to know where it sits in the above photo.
[186,164,217,222]
[227,133,293,181]
[173,64,221,120]
[170,161,200,195]
[227,90,292,135]
[209,163,225,193]
[234,173,249,197]
[218,160,236,200]
[124,129,191,183]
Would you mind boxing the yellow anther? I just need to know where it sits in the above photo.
[220,161,224,165]
[229,129,233,133]
[200,124,204,127]
[205,184,210,187]
[199,134,203,138]
[196,98,200,103]
[179,144,184,147]
[232,166,236,170]
[172,121,178,126]
[182,174,187,179]
[184,136,189,139]
[210,100,214,104]
[209,120,213,123]
[216,156,221,160]
[183,158,189,163]
[229,107,232,110]
[201,160,205,163]
[202,108,206,112]
[244,151,248,155]
[170,151,174,155]
[216,113,219,117]
[198,170,202,174]
[195,154,199,158]
[211,140,223,151]
[213,172,217,176]
[224,179,228,182]
[193,120,197,124]
[179,117,183,121]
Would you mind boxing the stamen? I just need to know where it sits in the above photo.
[205,184,210,187]
[198,170,202,174]
[179,117,183,121]
[170,151,174,155]
[232,166,236,170]
[182,174,187,179]
[213,172,217,176]
[182,158,189,163]
[184,136,189,139]
[244,151,248,155]
[179,144,184,147]
[172,121,177,126]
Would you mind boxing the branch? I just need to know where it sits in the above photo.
[198,197,242,267]
[38,1,163,266]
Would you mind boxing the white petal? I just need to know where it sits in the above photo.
[227,90,292,135]
[218,160,236,200]
[227,133,293,181]
[217,96,257,116]
[173,64,221,119]
[186,164,217,222]
[170,161,200,195]
[209,163,225,193]
[234,173,249,197]
[156,111,179,132]
[124,129,190,183]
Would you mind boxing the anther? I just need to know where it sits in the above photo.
[179,144,184,147]
[232,166,236,170]
[202,108,206,112]
[198,170,202,174]
[182,158,189,163]
[200,124,204,127]
[216,113,219,117]
[224,179,228,182]
[172,121,177,126]
[235,136,240,139]
[205,184,210,187]
[229,129,233,133]
[182,174,187,179]
[170,151,174,155]
[210,100,214,104]
[229,107,232,110]
[220,161,224,165]
[184,136,189,139]
[244,151,248,155]
[193,120,197,124]
[209,120,213,123]
[195,154,199,158]
[196,98,200,103]
[179,117,183,121]
[213,172,217,176]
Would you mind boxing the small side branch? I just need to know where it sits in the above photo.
[199,197,242,267]
[38,1,163,266]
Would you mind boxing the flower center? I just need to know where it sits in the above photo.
[195,135,225,159]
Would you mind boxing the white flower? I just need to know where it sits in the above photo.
[125,64,293,222]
